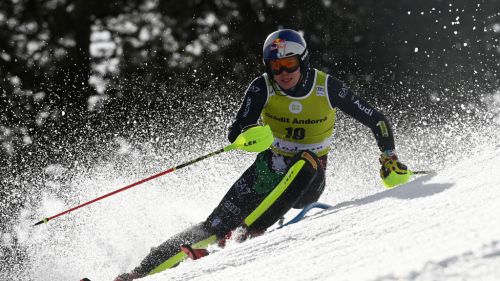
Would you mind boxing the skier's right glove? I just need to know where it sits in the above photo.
[379,150,411,188]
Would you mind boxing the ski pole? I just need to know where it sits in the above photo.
[33,125,274,226]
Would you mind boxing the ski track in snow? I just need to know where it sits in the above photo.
[5,133,500,281]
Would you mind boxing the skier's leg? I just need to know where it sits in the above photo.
[205,150,326,241]
[114,151,279,280]
[204,150,284,239]
[114,223,215,280]
[244,150,326,232]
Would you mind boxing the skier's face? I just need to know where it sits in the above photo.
[272,67,301,90]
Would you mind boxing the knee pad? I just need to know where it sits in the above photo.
[289,150,321,171]
[289,150,324,183]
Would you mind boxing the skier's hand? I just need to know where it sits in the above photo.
[228,123,259,143]
[379,150,410,188]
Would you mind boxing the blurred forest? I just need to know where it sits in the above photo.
[1,0,500,173]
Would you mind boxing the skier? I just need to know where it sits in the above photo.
[114,29,409,280]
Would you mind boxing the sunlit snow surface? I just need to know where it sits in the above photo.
[4,91,500,280]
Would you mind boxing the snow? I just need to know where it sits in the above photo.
[5,124,499,281]
[87,94,109,111]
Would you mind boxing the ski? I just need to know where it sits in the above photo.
[278,202,333,229]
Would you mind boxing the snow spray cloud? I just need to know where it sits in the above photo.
[1,79,244,280]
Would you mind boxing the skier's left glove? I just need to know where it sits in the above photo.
[379,150,411,188]
[228,123,259,143]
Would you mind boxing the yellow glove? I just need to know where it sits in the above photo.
[379,150,411,188]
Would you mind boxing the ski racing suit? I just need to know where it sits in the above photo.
[117,68,396,279]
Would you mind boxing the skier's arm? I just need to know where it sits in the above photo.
[228,76,268,142]
[327,76,395,152]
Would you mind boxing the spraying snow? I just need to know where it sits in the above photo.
[4,122,499,281]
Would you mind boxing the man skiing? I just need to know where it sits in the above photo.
[114,29,409,280]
